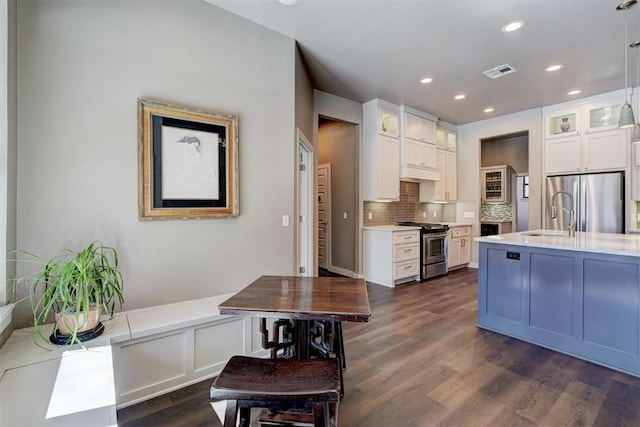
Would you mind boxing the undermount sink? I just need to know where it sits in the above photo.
[523,232,567,237]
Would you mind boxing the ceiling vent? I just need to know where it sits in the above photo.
[483,64,516,79]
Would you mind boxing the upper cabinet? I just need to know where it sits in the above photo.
[399,106,439,181]
[419,123,457,203]
[436,127,457,151]
[544,94,628,175]
[379,108,400,138]
[364,99,401,201]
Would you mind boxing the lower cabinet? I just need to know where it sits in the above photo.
[478,242,640,377]
[448,225,471,269]
[364,227,420,287]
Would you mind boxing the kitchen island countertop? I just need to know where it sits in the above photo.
[475,229,640,257]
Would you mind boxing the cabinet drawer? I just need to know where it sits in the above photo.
[459,226,471,237]
[451,228,462,237]
[394,243,419,262]
[394,259,420,280]
[393,231,419,244]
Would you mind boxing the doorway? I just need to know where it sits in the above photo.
[480,130,529,231]
[317,117,357,277]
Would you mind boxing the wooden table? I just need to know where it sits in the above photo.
[219,275,371,358]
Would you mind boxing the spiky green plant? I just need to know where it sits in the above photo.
[12,241,124,346]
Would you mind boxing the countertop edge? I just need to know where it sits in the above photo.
[475,230,640,257]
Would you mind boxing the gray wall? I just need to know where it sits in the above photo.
[481,134,529,174]
[14,1,298,326]
[318,118,357,274]
[294,45,314,147]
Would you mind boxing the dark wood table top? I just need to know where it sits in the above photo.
[219,275,371,322]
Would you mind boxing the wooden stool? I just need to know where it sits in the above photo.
[210,356,340,427]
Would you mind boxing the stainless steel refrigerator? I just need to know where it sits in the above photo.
[545,172,624,233]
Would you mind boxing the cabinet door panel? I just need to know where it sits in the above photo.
[434,149,446,200]
[447,131,457,151]
[460,237,471,264]
[378,136,400,199]
[449,237,462,267]
[422,118,437,144]
[404,139,421,166]
[486,247,523,322]
[529,253,573,336]
[583,259,639,354]
[545,136,581,174]
[404,113,422,140]
[445,150,457,201]
[420,142,437,169]
[436,128,446,149]
[380,109,399,137]
[582,129,627,171]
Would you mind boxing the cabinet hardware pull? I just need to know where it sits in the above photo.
[404,249,412,252]
[404,265,412,270]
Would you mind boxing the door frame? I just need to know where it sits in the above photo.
[296,128,314,277]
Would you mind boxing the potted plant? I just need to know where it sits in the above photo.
[12,241,124,346]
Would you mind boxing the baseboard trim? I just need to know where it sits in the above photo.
[328,265,356,278]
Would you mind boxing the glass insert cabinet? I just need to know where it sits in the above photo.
[481,165,513,203]
[544,97,624,139]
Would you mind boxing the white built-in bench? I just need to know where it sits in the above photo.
[0,294,266,426]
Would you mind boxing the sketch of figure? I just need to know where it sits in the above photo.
[161,126,219,200]
[177,136,201,152]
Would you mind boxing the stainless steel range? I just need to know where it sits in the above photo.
[397,222,449,280]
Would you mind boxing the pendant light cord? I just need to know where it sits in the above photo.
[625,10,629,102]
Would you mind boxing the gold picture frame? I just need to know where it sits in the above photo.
[138,98,239,220]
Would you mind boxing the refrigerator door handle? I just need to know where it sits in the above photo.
[580,178,587,232]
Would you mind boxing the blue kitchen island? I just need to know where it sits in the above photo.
[476,230,640,378]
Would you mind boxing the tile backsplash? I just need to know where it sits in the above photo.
[363,181,457,226]
[480,202,512,221]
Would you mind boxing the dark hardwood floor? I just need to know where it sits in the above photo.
[117,268,640,426]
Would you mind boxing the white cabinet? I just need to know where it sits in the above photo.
[364,99,401,201]
[436,127,457,151]
[399,106,439,181]
[544,96,628,174]
[419,124,457,202]
[448,226,471,269]
[364,227,420,287]
[481,165,513,203]
[404,110,436,143]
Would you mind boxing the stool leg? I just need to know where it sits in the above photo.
[335,322,346,370]
[223,400,238,427]
[312,402,328,427]
[238,405,251,427]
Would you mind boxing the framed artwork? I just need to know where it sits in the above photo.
[138,99,239,219]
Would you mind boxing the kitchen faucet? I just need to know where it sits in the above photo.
[551,190,576,237]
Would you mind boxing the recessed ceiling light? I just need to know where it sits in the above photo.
[420,77,433,84]
[502,20,524,32]
[567,90,582,95]
[278,0,299,4]
[454,94,466,100]
[484,107,495,113]
[545,64,564,72]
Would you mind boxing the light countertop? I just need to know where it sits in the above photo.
[475,229,640,257]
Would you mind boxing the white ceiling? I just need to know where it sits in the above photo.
[206,0,640,125]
